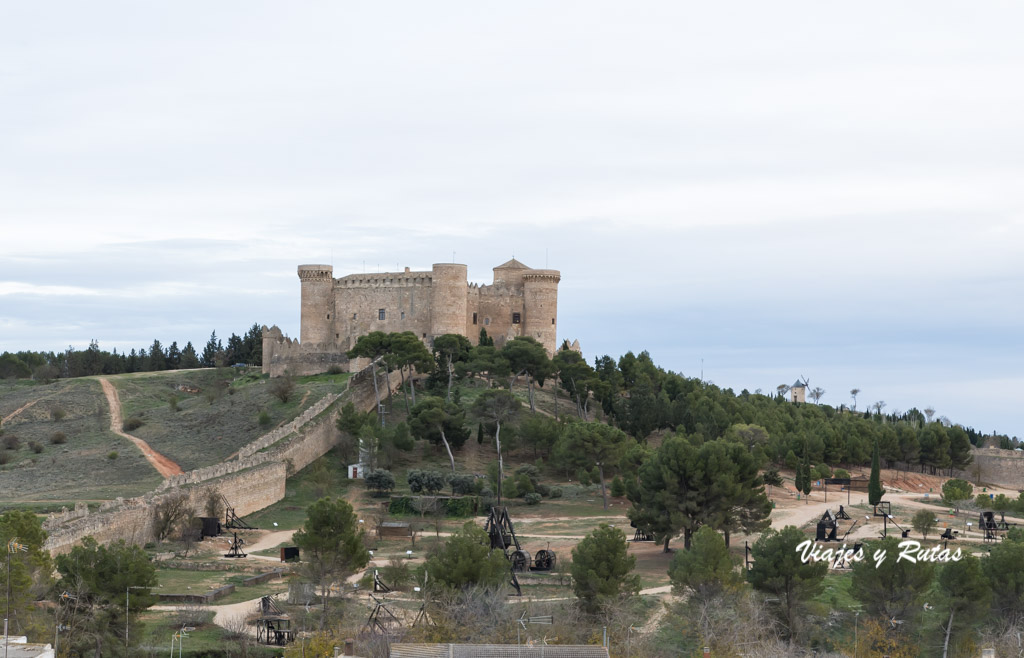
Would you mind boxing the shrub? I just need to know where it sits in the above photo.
[0,453,10,465]
[516,473,535,496]
[501,476,519,499]
[270,374,295,403]
[365,469,396,496]
[50,432,67,445]
[524,493,542,505]
[450,474,475,495]
[258,410,271,428]
[548,487,563,499]
[576,469,591,486]
[407,469,447,495]
[327,364,345,375]
[381,557,412,589]
[28,441,43,454]
[2,435,21,451]
[815,464,832,479]
[123,417,144,432]
[514,464,541,487]
[834,468,850,479]
[610,476,626,498]
[536,483,551,497]
[107,451,119,460]
[50,407,66,421]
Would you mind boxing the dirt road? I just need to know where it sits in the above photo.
[98,377,183,478]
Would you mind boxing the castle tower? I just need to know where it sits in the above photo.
[523,269,560,355]
[297,264,334,345]
[430,263,468,339]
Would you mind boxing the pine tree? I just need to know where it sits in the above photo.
[869,438,885,506]
[201,331,219,368]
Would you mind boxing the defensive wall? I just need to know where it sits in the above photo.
[42,364,402,555]
[967,447,1024,490]
[266,258,561,378]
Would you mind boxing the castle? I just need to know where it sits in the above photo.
[263,259,560,377]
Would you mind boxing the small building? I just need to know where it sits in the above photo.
[790,379,807,403]
[348,463,365,479]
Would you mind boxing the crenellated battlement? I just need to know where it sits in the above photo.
[267,257,562,377]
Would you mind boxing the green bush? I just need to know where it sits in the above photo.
[50,407,66,421]
[501,476,519,499]
[0,453,10,465]
[445,496,479,517]
[387,495,479,517]
[258,410,271,428]
[548,487,563,499]
[3,435,21,450]
[50,432,67,445]
[834,468,850,479]
[28,441,43,454]
[450,474,476,495]
[123,417,144,432]
[107,451,119,460]
[576,469,591,486]
[524,493,542,505]
[610,476,626,498]
[516,473,535,496]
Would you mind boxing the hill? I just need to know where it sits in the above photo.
[0,368,348,507]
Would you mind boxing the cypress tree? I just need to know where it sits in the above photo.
[800,451,812,502]
[477,422,484,445]
[869,438,885,506]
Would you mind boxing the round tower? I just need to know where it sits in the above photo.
[430,263,468,339]
[523,269,560,355]
[297,265,334,345]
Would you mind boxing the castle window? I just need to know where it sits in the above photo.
[327,314,330,320]
[378,309,386,321]
[512,312,521,324]
[401,311,405,320]
[472,312,478,325]
[352,313,357,320]
[336,333,339,339]
[485,318,490,326]
[551,318,555,324]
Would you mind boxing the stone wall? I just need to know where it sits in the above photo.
[42,364,403,556]
[272,259,561,378]
[262,326,350,377]
[968,447,1024,490]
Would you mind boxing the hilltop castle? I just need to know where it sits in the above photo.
[262,259,561,377]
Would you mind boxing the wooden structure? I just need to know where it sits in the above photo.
[199,517,222,538]
[373,570,392,593]
[224,532,247,558]
[377,521,412,539]
[279,546,300,562]
[363,595,402,635]
[255,596,294,646]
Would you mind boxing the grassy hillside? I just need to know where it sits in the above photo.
[111,368,349,470]
[0,368,348,507]
[0,377,161,504]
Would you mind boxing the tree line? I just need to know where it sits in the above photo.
[0,324,263,380]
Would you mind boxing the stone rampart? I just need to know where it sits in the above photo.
[42,363,402,556]
[969,447,1024,490]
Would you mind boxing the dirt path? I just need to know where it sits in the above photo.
[3,399,40,423]
[97,377,184,478]
[154,596,263,637]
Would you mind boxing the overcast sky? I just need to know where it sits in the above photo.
[2,2,1022,437]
